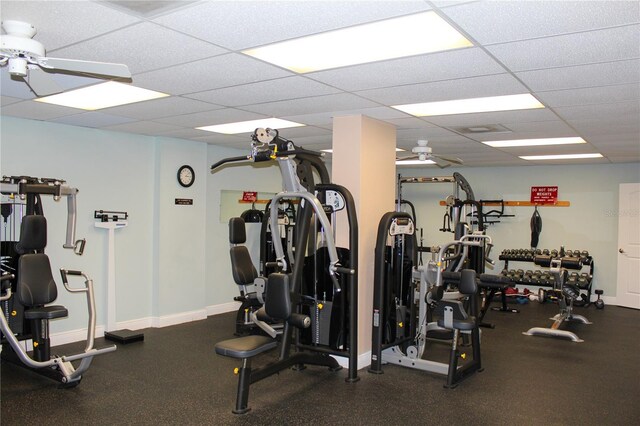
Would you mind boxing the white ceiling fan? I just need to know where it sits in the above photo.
[0,20,131,96]
[397,139,464,169]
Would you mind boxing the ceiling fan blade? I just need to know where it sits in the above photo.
[37,57,131,79]
[23,66,63,96]
[434,161,451,169]
[433,154,464,165]
[396,154,420,161]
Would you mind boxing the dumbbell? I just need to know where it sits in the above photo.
[565,250,573,257]
[542,249,550,255]
[581,250,589,258]
[594,289,605,309]
[550,249,559,257]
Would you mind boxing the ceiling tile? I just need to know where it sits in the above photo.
[273,126,332,139]
[383,117,436,129]
[0,1,141,51]
[396,127,459,141]
[356,74,528,105]
[102,120,183,135]
[516,59,640,92]
[241,93,379,117]
[306,48,505,92]
[132,54,293,95]
[50,22,228,75]
[535,84,640,107]
[422,108,558,127]
[609,155,640,163]
[554,100,640,121]
[496,120,574,133]
[153,108,267,128]
[442,1,640,44]
[51,111,136,128]
[151,128,214,140]
[102,97,223,121]
[0,96,22,107]
[487,25,640,72]
[184,76,341,107]
[0,100,78,120]
[153,1,431,50]
[282,106,410,127]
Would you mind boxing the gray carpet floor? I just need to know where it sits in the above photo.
[2,300,639,425]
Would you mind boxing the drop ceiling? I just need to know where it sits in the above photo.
[1,0,639,167]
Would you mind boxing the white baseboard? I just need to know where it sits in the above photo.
[49,301,238,347]
[152,309,207,328]
[206,301,240,316]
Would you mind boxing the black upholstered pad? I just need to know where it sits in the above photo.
[215,335,277,359]
[229,246,258,286]
[17,253,58,307]
[24,305,68,320]
[15,215,47,254]
[229,217,247,244]
[437,316,477,331]
[459,269,477,296]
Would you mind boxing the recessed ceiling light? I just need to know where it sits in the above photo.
[34,81,169,110]
[196,118,305,134]
[484,137,586,148]
[520,153,603,161]
[322,148,404,153]
[396,159,437,165]
[243,11,472,73]
[392,94,544,117]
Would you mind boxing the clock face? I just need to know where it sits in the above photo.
[177,165,195,187]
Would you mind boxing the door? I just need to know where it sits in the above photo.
[616,183,640,309]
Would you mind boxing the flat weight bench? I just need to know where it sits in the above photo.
[215,273,317,414]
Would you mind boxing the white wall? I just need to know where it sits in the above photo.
[398,163,640,298]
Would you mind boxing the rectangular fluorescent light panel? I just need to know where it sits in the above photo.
[34,81,168,110]
[396,159,436,165]
[322,148,404,153]
[483,137,586,148]
[243,11,472,73]
[393,94,544,117]
[197,118,305,134]
[520,153,603,161]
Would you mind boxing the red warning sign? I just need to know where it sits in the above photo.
[242,191,258,202]
[530,186,558,205]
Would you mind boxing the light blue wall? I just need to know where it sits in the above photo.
[398,163,640,297]
[0,116,283,333]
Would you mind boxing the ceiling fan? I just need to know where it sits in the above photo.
[397,139,464,169]
[0,20,131,96]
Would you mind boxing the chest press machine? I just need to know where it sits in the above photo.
[1,176,115,387]
[211,129,359,414]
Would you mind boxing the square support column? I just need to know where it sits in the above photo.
[332,115,396,367]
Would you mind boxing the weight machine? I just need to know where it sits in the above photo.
[211,128,359,413]
[1,176,115,386]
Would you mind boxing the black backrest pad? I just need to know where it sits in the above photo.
[265,273,291,321]
[229,246,258,285]
[17,253,57,307]
[229,217,247,244]
[15,215,47,254]
[459,269,478,295]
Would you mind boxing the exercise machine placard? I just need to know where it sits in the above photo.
[175,198,193,205]
[530,186,558,205]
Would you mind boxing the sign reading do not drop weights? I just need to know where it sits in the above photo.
[530,186,558,205]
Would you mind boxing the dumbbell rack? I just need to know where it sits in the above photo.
[499,248,595,305]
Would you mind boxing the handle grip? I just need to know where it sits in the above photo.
[334,266,355,275]
[0,273,15,282]
[60,269,83,284]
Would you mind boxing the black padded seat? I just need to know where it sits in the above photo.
[478,273,512,285]
[438,316,477,331]
[215,335,277,359]
[24,305,68,320]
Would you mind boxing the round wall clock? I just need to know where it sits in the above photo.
[177,165,195,188]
